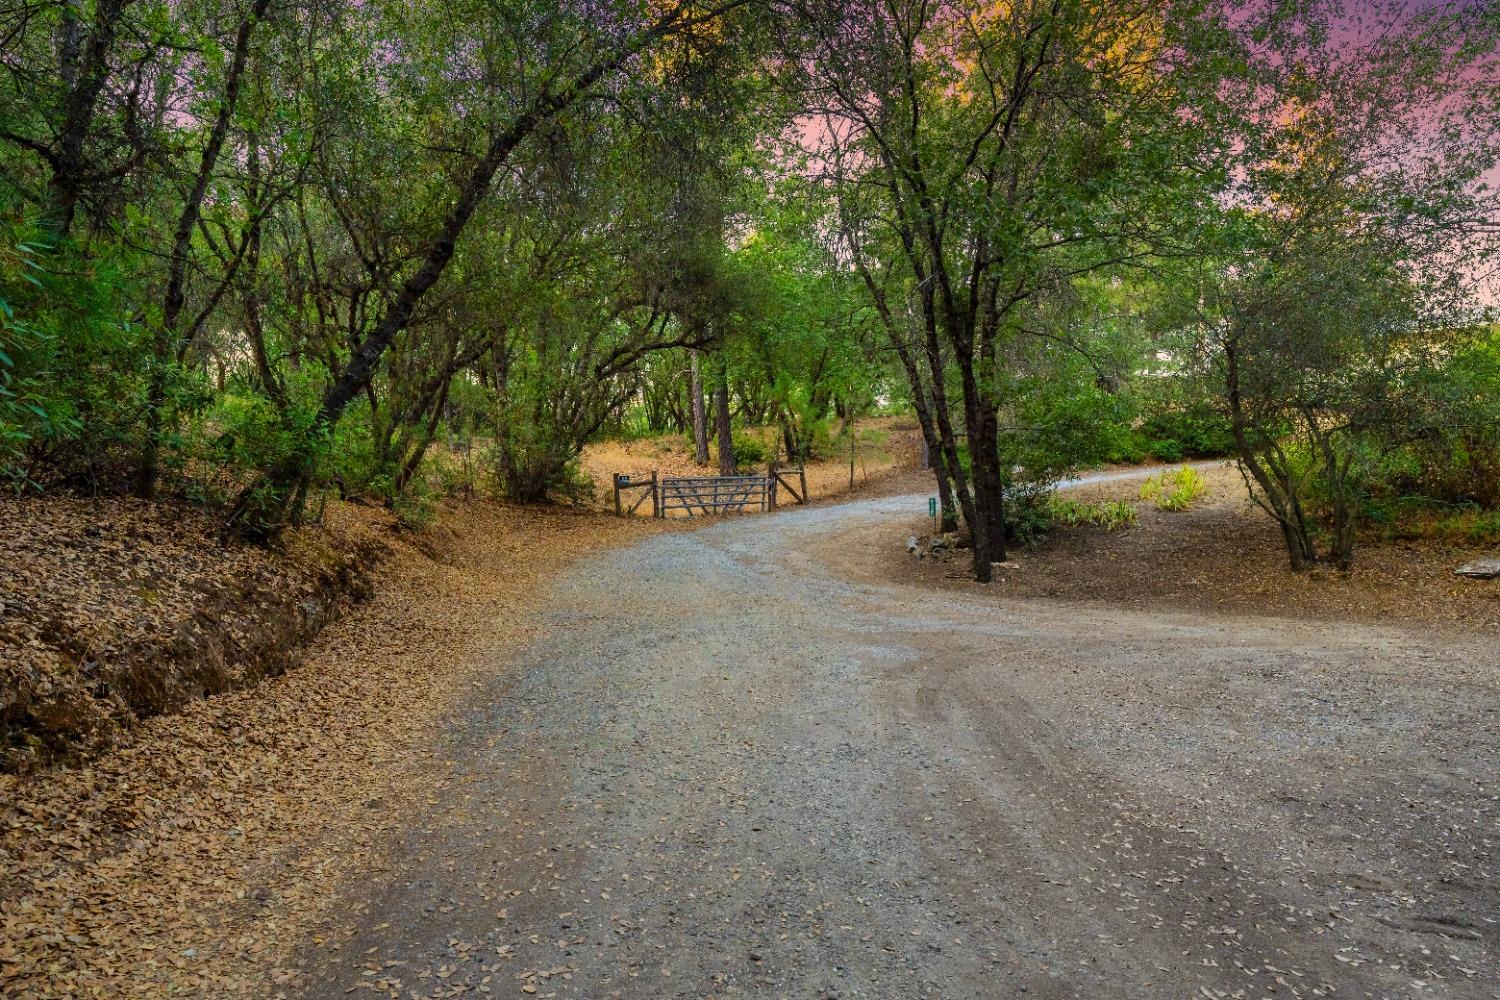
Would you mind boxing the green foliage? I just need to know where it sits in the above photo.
[1047,497,1139,530]
[998,323,1141,487]
[392,491,438,531]
[0,0,1494,578]
[1363,496,1500,546]
[0,203,144,489]
[1001,484,1056,548]
[732,436,768,466]
[1140,465,1207,512]
[1138,407,1235,462]
[1368,329,1500,508]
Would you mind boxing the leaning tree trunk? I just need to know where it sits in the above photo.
[225,6,706,538]
[1225,339,1320,572]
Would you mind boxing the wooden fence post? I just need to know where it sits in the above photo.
[651,470,659,518]
[614,473,623,517]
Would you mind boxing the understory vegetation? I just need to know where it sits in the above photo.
[0,0,1496,575]
[1141,466,1209,513]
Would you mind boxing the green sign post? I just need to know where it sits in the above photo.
[928,496,937,532]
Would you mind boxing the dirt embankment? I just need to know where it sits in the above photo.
[0,499,671,999]
[1,498,395,771]
[852,463,1500,632]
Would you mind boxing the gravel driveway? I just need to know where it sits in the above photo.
[296,492,1498,1000]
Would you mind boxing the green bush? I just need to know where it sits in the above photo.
[1148,437,1185,463]
[1006,375,1136,480]
[1364,496,1500,545]
[1139,406,1234,459]
[1140,464,1207,511]
[392,490,438,531]
[1003,483,1056,547]
[1104,429,1153,465]
[733,435,768,466]
[1368,330,1500,509]
[0,203,145,488]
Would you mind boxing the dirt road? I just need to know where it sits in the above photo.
[294,492,1498,1000]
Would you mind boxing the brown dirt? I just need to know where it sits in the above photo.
[0,500,675,999]
[849,463,1500,633]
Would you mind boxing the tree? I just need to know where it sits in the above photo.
[1175,0,1500,570]
[225,0,760,535]
[805,0,1212,579]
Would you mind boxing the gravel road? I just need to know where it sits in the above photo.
[296,491,1498,1000]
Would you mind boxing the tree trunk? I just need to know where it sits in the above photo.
[690,348,709,464]
[857,267,958,532]
[918,294,977,550]
[715,372,736,476]
[47,0,137,234]
[971,409,1006,562]
[135,0,270,499]
[241,134,284,412]
[1225,341,1320,571]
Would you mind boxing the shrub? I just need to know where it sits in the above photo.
[391,491,437,531]
[1141,464,1207,511]
[1104,429,1152,465]
[1138,406,1235,459]
[0,205,144,489]
[1004,485,1056,547]
[1148,437,1185,463]
[733,435,768,466]
[1363,497,1500,546]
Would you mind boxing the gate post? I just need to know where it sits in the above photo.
[613,473,623,517]
[651,470,660,519]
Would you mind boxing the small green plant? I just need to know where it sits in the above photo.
[391,492,437,531]
[1047,496,1139,530]
[1364,497,1500,545]
[1096,500,1140,529]
[1140,464,1207,511]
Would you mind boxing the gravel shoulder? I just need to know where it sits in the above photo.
[291,491,1499,1000]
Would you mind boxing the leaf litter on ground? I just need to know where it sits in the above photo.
[0,498,670,1000]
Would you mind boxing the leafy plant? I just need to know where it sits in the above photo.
[1048,496,1139,530]
[1140,465,1207,511]
[733,436,768,466]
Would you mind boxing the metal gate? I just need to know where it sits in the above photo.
[658,474,771,516]
[613,466,809,518]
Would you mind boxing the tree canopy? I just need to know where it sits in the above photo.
[2,0,1496,573]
